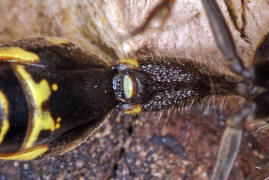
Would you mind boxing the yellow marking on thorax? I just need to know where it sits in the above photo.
[51,83,58,91]
[45,37,70,45]
[0,144,48,160]
[120,59,139,69]
[124,104,142,114]
[14,65,61,148]
[0,91,9,144]
[0,47,39,63]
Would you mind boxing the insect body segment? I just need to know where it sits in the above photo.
[0,38,118,160]
[15,65,59,149]
[114,57,239,114]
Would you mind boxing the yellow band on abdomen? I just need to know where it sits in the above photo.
[0,144,48,160]
[0,47,39,63]
[14,65,60,148]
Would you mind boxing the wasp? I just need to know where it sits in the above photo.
[0,36,239,160]
[0,0,268,180]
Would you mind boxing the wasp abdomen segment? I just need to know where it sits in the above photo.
[0,65,29,153]
[24,65,117,141]
[0,38,118,160]
[0,64,117,160]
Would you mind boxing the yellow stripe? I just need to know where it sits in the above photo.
[0,145,48,160]
[45,37,70,45]
[120,59,139,69]
[0,91,9,144]
[124,104,142,114]
[14,65,61,148]
[0,47,39,63]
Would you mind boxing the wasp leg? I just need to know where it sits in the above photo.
[201,0,253,79]
[211,103,256,180]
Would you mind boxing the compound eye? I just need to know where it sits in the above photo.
[123,75,137,100]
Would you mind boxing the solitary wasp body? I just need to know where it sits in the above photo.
[0,0,268,180]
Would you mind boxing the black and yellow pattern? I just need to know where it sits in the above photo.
[0,38,117,160]
[0,37,241,160]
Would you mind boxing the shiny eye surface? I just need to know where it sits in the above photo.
[123,75,137,100]
[112,68,149,106]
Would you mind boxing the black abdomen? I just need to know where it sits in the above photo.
[0,64,117,155]
[0,65,29,153]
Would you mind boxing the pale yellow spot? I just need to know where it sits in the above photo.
[0,91,9,144]
[123,75,135,99]
[14,65,60,148]
[120,59,139,69]
[51,83,58,91]
[101,17,107,24]
[124,104,142,114]
[55,117,62,129]
[0,47,39,63]
[45,37,70,45]
[0,145,48,160]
